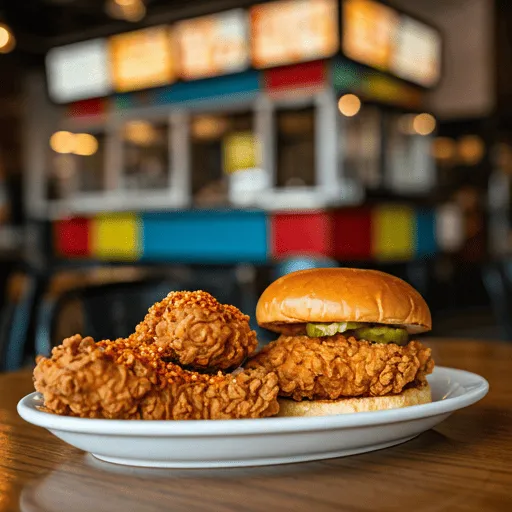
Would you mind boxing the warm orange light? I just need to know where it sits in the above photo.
[0,24,15,54]
[124,121,159,146]
[458,135,484,166]
[192,116,229,140]
[0,27,9,48]
[50,131,75,154]
[74,133,99,156]
[107,0,146,22]
[338,94,361,117]
[413,113,436,136]
[432,137,456,161]
[123,2,146,22]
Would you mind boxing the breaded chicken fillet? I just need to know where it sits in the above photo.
[246,335,434,401]
[34,334,279,420]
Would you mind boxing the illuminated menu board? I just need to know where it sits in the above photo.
[46,39,111,103]
[109,27,175,92]
[342,0,398,71]
[342,0,441,87]
[251,0,338,68]
[392,16,441,88]
[175,9,250,80]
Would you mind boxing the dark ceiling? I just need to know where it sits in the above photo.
[0,0,256,56]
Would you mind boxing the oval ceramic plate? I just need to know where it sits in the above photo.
[17,366,488,468]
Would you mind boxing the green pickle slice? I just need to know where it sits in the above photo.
[305,322,409,345]
[305,321,364,337]
[306,323,339,337]
[352,326,409,346]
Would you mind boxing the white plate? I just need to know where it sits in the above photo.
[17,366,488,468]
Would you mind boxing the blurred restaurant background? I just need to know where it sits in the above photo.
[0,0,510,369]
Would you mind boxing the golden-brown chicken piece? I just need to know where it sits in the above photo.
[246,335,434,401]
[34,334,279,420]
[130,291,257,371]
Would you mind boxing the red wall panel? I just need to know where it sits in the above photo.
[333,208,372,260]
[54,217,91,257]
[272,211,333,258]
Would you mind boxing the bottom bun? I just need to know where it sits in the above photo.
[277,384,431,417]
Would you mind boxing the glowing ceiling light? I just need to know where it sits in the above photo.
[74,133,99,156]
[106,0,146,22]
[122,1,146,22]
[413,113,436,136]
[0,24,15,54]
[50,131,76,154]
[338,94,361,117]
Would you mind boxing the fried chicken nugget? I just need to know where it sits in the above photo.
[131,291,257,371]
[34,335,279,420]
[246,335,434,401]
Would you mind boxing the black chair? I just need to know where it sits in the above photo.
[0,270,40,372]
[482,261,512,341]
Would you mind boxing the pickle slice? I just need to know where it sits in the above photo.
[352,326,409,346]
[338,322,364,332]
[306,323,339,337]
[305,322,365,337]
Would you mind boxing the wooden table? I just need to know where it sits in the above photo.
[2,339,511,512]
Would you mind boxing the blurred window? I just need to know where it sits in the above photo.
[275,106,316,188]
[341,105,382,189]
[384,113,435,194]
[121,120,170,191]
[47,131,106,200]
[190,111,254,207]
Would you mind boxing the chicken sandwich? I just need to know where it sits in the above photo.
[246,268,434,416]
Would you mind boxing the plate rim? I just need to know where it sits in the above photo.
[17,366,489,436]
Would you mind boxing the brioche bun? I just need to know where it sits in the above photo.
[277,384,432,417]
[256,268,431,335]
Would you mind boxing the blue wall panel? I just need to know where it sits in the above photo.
[154,71,261,106]
[415,210,437,258]
[141,210,268,263]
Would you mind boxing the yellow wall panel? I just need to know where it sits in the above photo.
[91,213,141,261]
[372,205,415,260]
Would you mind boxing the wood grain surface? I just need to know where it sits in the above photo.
[1,339,510,512]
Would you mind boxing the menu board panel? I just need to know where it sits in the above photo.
[342,0,441,87]
[109,27,175,92]
[175,9,250,80]
[251,0,338,68]
[342,0,398,71]
[392,16,441,87]
[47,39,111,103]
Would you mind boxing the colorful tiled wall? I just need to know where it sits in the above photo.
[53,206,441,264]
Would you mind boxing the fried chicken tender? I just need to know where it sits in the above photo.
[34,334,279,420]
[131,291,257,371]
[246,335,434,401]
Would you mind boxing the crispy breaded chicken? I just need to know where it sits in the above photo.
[131,291,257,371]
[34,335,279,420]
[246,335,434,401]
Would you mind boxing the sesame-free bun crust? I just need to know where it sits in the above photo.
[277,384,431,417]
[256,268,431,334]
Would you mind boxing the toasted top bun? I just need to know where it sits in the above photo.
[277,384,431,417]
[256,268,431,334]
